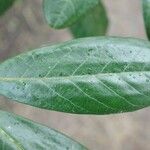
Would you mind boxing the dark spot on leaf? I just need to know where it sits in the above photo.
[87,48,94,55]
[66,147,69,150]
[14,122,19,125]
[39,74,45,77]
[133,76,136,79]
[87,68,92,74]
[22,82,26,86]
[59,72,63,76]
[34,54,40,59]
[35,129,39,134]
[88,48,93,52]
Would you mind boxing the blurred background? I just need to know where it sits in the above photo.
[0,0,150,149]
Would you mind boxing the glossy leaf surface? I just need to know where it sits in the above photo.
[0,37,150,114]
[0,0,15,16]
[0,110,87,150]
[70,1,108,38]
[43,0,99,28]
[143,0,150,40]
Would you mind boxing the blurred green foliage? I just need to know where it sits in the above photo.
[0,0,15,16]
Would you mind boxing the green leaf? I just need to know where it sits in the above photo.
[143,0,150,40]
[0,37,150,114]
[0,110,87,150]
[43,0,99,29]
[0,0,15,16]
[70,1,108,38]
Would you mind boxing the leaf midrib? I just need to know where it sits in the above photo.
[0,127,24,150]
[0,71,149,81]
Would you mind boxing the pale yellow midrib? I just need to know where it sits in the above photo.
[0,128,24,150]
[0,70,149,81]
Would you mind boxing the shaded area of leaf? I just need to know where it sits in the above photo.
[0,110,87,150]
[43,0,99,29]
[143,0,150,40]
[70,1,108,38]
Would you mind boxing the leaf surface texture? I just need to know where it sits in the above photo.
[43,0,99,28]
[70,1,108,37]
[0,37,150,114]
[0,110,86,150]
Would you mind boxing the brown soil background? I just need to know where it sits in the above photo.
[0,0,150,150]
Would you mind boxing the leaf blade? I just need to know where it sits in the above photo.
[43,0,99,29]
[0,0,15,16]
[143,0,150,40]
[70,1,108,38]
[0,110,87,150]
[0,37,150,114]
